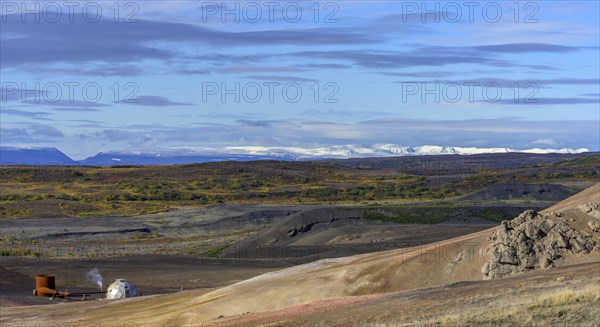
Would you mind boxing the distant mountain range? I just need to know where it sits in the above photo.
[224,144,590,158]
[79,152,286,165]
[0,147,77,165]
[0,147,286,165]
[0,145,590,165]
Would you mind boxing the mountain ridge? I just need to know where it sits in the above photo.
[0,145,590,165]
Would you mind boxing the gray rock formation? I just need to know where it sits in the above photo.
[482,208,598,280]
[579,202,600,218]
[580,202,600,232]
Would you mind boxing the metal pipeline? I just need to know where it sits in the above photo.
[34,275,106,299]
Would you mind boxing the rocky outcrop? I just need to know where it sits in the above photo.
[482,209,598,280]
[579,202,600,232]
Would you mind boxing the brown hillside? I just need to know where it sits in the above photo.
[543,182,600,213]
[1,184,598,326]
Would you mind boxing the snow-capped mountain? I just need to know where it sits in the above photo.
[221,145,589,159]
[372,144,416,155]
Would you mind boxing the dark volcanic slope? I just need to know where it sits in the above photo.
[461,183,577,201]
[221,206,498,261]
[328,152,595,169]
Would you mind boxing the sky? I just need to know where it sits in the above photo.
[1,0,599,160]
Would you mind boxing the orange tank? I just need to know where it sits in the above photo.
[35,275,56,296]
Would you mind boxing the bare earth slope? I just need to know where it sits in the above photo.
[0,228,493,326]
[543,182,600,213]
[201,262,600,327]
[1,184,598,326]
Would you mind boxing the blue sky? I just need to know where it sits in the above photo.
[1,0,599,159]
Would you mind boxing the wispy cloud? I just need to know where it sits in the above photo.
[243,75,318,82]
[1,109,52,118]
[127,96,193,107]
[488,98,600,105]
[472,43,581,53]
[1,124,64,140]
[1,16,378,71]
[288,49,511,69]
[53,108,102,112]
[237,120,281,128]
[395,78,600,88]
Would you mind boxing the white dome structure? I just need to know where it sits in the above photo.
[106,279,137,300]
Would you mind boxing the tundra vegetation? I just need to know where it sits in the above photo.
[0,153,598,219]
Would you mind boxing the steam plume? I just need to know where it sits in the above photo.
[85,268,103,291]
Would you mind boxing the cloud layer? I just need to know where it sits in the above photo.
[1,1,598,158]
